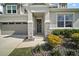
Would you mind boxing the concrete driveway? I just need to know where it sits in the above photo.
[0,35,24,56]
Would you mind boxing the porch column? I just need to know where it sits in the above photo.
[0,23,1,35]
[20,4,22,14]
[44,11,50,37]
[28,10,33,39]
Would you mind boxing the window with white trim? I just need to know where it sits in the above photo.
[57,14,73,27]
[6,5,17,14]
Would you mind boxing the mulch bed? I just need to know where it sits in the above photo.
[32,51,51,56]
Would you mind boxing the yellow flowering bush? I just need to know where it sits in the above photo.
[48,34,63,47]
[71,33,79,44]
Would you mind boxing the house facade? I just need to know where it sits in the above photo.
[0,3,79,39]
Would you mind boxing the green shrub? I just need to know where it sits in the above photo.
[71,29,79,33]
[63,29,72,38]
[52,29,72,38]
[50,46,66,56]
[71,33,79,44]
[52,29,64,35]
[33,45,43,53]
[41,43,53,51]
[50,49,61,56]
[66,49,76,56]
[52,29,79,38]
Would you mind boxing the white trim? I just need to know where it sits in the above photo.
[20,4,21,14]
[64,14,65,27]
[6,4,17,14]
[73,12,75,28]
[56,12,57,27]
[49,27,79,30]
[36,17,43,19]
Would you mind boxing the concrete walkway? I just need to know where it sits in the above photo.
[17,40,46,48]
[0,35,24,56]
[17,35,46,48]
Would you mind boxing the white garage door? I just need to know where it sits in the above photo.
[1,22,28,35]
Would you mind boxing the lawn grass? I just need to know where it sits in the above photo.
[9,47,32,56]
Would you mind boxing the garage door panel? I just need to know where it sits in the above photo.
[2,31,15,35]
[1,22,27,35]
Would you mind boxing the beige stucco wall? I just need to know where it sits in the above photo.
[30,5,48,13]
[73,12,79,28]
[49,12,57,29]
[0,15,28,22]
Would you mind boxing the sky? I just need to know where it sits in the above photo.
[67,3,79,8]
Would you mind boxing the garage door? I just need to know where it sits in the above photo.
[1,22,28,35]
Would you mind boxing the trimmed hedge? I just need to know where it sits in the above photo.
[52,29,79,38]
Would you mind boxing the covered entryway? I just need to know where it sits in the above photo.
[1,22,28,35]
[33,13,44,35]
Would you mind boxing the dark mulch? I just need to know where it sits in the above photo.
[32,51,51,56]
[62,38,77,49]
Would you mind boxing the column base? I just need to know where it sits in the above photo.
[24,36,34,41]
[28,36,34,40]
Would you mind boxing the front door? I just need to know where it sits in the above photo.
[36,19,42,34]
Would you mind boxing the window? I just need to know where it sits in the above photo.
[32,3,46,5]
[65,14,73,20]
[23,22,27,24]
[2,22,8,24]
[58,21,64,27]
[65,21,72,27]
[7,6,11,13]
[59,3,67,8]
[9,22,14,24]
[65,14,73,27]
[57,14,73,27]
[49,3,58,8]
[12,6,16,13]
[6,5,17,14]
[57,14,64,27]
[16,22,21,24]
